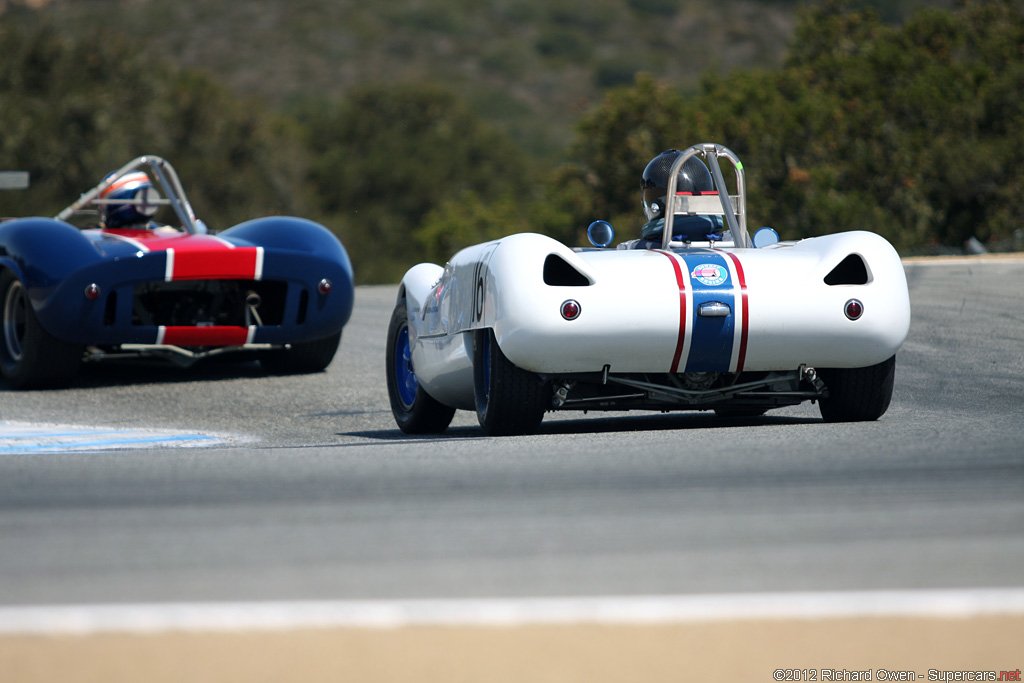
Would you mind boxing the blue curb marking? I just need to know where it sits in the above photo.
[0,424,223,453]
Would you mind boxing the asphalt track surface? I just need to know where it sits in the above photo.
[1,255,1022,680]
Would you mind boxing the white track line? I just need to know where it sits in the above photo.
[1,589,1023,635]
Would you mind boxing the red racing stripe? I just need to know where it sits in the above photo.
[157,326,253,347]
[102,230,263,281]
[167,245,263,281]
[657,251,687,373]
[723,252,749,372]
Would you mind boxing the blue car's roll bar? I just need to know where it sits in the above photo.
[56,155,205,234]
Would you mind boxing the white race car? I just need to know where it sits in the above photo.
[386,143,911,436]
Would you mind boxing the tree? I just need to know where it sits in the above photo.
[302,83,535,282]
[551,0,1024,252]
[0,23,305,230]
[564,73,691,229]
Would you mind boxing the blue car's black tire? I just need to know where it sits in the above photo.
[0,270,82,389]
[260,331,341,374]
[386,299,455,434]
[473,329,547,436]
[818,355,896,422]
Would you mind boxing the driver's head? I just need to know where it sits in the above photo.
[99,171,161,228]
[640,149,713,222]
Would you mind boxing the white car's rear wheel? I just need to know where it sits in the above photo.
[818,355,896,422]
[473,329,547,436]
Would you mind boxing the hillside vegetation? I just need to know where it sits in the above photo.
[3,0,1019,284]
[2,0,807,158]
[0,0,951,158]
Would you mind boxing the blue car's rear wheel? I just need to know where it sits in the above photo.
[0,270,81,389]
[473,329,547,436]
[260,331,341,374]
[385,299,455,434]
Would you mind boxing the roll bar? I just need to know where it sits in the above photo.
[55,155,205,234]
[662,143,749,249]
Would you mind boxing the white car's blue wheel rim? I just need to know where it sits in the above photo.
[394,323,418,409]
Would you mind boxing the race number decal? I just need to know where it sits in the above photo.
[473,260,486,323]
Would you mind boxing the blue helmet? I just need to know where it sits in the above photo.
[98,171,161,228]
[640,149,714,221]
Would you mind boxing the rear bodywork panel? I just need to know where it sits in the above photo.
[401,231,909,411]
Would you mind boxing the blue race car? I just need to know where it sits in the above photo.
[0,155,354,388]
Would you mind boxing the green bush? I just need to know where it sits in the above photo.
[301,83,535,283]
[626,0,680,16]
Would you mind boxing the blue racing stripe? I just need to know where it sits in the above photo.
[679,252,736,372]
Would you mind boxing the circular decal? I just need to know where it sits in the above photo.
[691,263,727,287]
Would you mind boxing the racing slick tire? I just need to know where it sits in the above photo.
[817,355,896,423]
[0,270,82,389]
[260,331,341,374]
[386,299,455,434]
[473,329,548,436]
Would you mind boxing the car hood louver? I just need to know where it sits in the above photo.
[824,253,870,285]
[543,253,592,286]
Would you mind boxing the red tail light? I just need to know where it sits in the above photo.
[844,299,864,320]
[560,299,581,320]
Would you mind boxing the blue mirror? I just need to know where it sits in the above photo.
[753,227,780,248]
[587,220,614,248]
